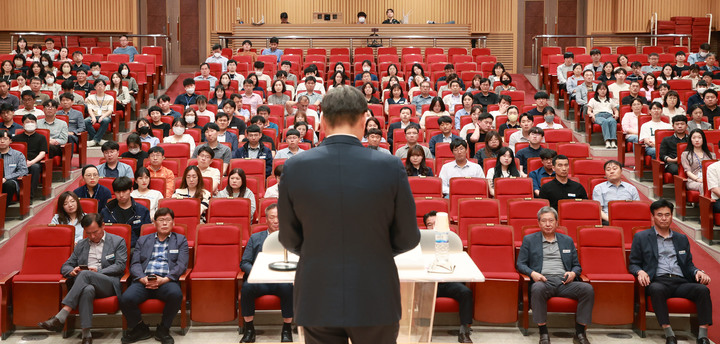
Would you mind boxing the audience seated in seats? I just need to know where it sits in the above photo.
[508,113,535,153]
[437,73,461,95]
[136,118,160,148]
[173,78,197,107]
[121,134,148,171]
[394,124,432,159]
[642,73,658,102]
[536,107,563,130]
[172,165,211,223]
[51,191,85,242]
[241,79,264,116]
[252,61,273,91]
[443,80,464,116]
[592,160,640,224]
[205,44,229,72]
[529,149,557,197]
[29,77,50,105]
[474,130,502,168]
[298,76,324,104]
[526,92,550,119]
[148,106,170,138]
[87,62,109,83]
[296,66,324,94]
[419,96,450,130]
[423,211,474,343]
[472,78,499,107]
[17,90,44,118]
[0,129,27,208]
[74,165,112,212]
[182,107,202,130]
[233,125,273,177]
[597,62,616,84]
[74,70,93,94]
[193,96,215,123]
[360,82,381,104]
[515,127,545,173]
[61,80,85,105]
[700,53,719,73]
[256,105,278,135]
[498,105,521,138]
[640,102,673,160]
[408,75,426,99]
[13,114,46,198]
[626,62,645,83]
[214,112,240,152]
[381,63,403,84]
[217,167,257,214]
[193,123,231,173]
[387,106,414,146]
[163,117,195,153]
[662,91,685,120]
[195,146,221,193]
[405,145,433,177]
[56,63,75,83]
[586,82,619,149]
[264,164,283,198]
[488,95,511,126]
[0,103,21,136]
[276,129,304,159]
[147,146,175,198]
[228,93,251,121]
[516,206,595,344]
[629,199,713,344]
[132,167,164,218]
[366,128,391,155]
[98,141,133,179]
[157,95,181,120]
[487,146,526,197]
[439,139,484,197]
[488,62,506,86]
[225,59,246,84]
[285,94,319,127]
[239,203,293,343]
[107,72,135,113]
[11,73,31,93]
[84,79,113,146]
[236,39,258,62]
[268,79,290,110]
[429,116,461,157]
[0,79,20,110]
[275,60,297,86]
[0,62,16,84]
[120,207,189,344]
[608,68,630,105]
[436,64,466,90]
[463,108,493,156]
[11,38,30,57]
[701,89,720,125]
[42,63,61,99]
[557,52,575,94]
[683,64,701,89]
[687,104,711,131]
[354,60,378,86]
[622,99,644,144]
[682,129,714,193]
[261,37,284,63]
[494,72,516,95]
[659,115,689,176]
[673,51,690,76]
[658,64,677,85]
[453,93,475,130]
[71,51,90,72]
[565,63,585,102]
[194,63,218,91]
[641,53,662,74]
[113,35,139,61]
[209,86,227,107]
[101,176,151,246]
[689,43,712,65]
[37,99,68,159]
[38,213,128,344]
[686,81,707,115]
[412,80,434,114]
[583,48,603,73]
[539,154,588,209]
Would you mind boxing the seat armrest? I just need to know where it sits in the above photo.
[650,159,665,197]
[179,268,191,282]
[616,131,626,165]
[579,274,590,282]
[236,270,245,281]
[78,132,88,167]
[0,271,18,286]
[120,271,131,284]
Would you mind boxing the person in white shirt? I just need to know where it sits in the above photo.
[508,113,536,153]
[438,139,484,196]
[442,80,463,115]
[639,102,673,159]
[486,146,527,196]
[587,82,619,148]
[536,107,563,130]
[556,52,575,92]
[194,95,216,123]
[195,146,221,193]
[276,129,305,159]
[252,61,273,91]
[162,117,195,154]
[607,68,630,104]
[130,167,164,218]
[205,44,229,72]
[264,164,283,198]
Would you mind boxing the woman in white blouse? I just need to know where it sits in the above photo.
[172,166,212,223]
[216,168,256,215]
[486,147,526,196]
[163,117,196,154]
[130,167,164,218]
[50,191,86,243]
[586,83,619,148]
[107,72,135,113]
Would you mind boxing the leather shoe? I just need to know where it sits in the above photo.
[154,325,174,344]
[665,336,677,344]
[697,337,710,344]
[81,337,93,344]
[38,317,63,332]
[281,323,293,342]
[240,321,256,343]
[539,333,551,344]
[458,324,472,343]
[573,332,591,344]
[121,322,152,344]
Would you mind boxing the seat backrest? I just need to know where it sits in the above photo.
[79,198,98,214]
[157,198,201,243]
[578,226,628,274]
[206,198,252,239]
[557,143,589,159]
[457,198,500,242]
[408,176,443,198]
[494,178,534,219]
[507,198,549,242]
[544,128,574,143]
[21,225,75,275]
[608,200,651,246]
[557,199,602,241]
[414,197,449,227]
[571,158,606,194]
[468,224,516,273]
[228,159,266,181]
[194,223,242,272]
[449,177,488,220]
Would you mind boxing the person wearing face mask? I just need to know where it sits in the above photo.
[494,72,516,94]
[536,107,563,129]
[498,105,522,137]
[57,62,76,82]
[205,44,229,72]
[162,117,195,153]
[182,107,199,130]
[118,64,139,97]
[354,60,378,85]
[174,78,198,107]
[135,118,160,148]
[357,11,367,24]
[40,54,56,77]
[686,80,708,114]
[120,133,148,170]
[13,54,29,74]
[688,43,712,65]
[12,114,47,199]
[41,74,61,99]
[87,62,109,82]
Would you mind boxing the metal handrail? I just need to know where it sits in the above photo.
[218,34,488,50]
[531,33,692,74]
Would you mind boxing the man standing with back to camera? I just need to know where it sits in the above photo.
[279,86,420,344]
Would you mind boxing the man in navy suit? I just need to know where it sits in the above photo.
[516,206,594,344]
[629,199,712,344]
[120,208,189,344]
[428,115,462,157]
[279,86,420,343]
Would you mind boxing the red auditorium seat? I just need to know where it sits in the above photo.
[189,223,243,328]
[56,113,88,168]
[408,176,443,198]
[468,224,520,323]
[699,160,720,244]
[1,225,75,338]
[556,142,590,159]
[206,198,252,245]
[570,158,606,195]
[157,198,200,248]
[651,141,686,198]
[448,177,488,223]
[78,198,98,214]
[457,198,500,247]
[228,159,266,187]
[507,198,549,247]
[494,178,534,222]
[608,200,652,250]
[558,199,602,240]
[633,122,671,180]
[414,197,449,227]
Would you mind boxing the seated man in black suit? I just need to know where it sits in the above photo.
[120,207,189,344]
[658,115,689,176]
[516,206,594,344]
[239,203,293,343]
[424,211,473,343]
[629,199,712,344]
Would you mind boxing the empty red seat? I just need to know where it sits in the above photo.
[408,176,443,198]
[608,200,651,250]
[448,177,488,223]
[557,199,602,240]
[494,178,534,222]
[206,198,253,245]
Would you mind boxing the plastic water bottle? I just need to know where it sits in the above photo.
[435,228,449,263]
[429,212,452,272]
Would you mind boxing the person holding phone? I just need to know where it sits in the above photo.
[120,208,189,344]
[38,213,127,344]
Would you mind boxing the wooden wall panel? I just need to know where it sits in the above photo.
[0,0,135,32]
[587,0,714,33]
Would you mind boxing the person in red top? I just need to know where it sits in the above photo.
[146,146,175,198]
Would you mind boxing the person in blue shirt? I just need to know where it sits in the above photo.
[261,37,284,63]
[112,35,139,62]
[428,116,462,157]
[174,78,197,107]
[256,105,279,136]
[528,148,556,197]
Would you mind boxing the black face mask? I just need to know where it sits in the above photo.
[501,79,511,86]
[138,127,151,135]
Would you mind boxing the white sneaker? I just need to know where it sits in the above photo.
[611,141,617,148]
[99,140,107,145]
[87,141,96,147]
[605,141,611,149]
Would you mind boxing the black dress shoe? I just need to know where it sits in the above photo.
[539,333,551,344]
[573,332,591,344]
[81,337,93,344]
[38,317,63,332]
[121,322,152,344]
[697,338,710,344]
[281,323,293,342]
[458,324,473,343]
[240,321,256,343]
[154,325,174,344]
[665,336,677,344]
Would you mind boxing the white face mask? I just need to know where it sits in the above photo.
[697,88,707,94]
[700,52,708,57]
[46,78,54,84]
[172,126,185,136]
[186,87,195,95]
[24,122,36,132]
[255,71,263,76]
[185,116,195,124]
[362,66,371,72]
[62,67,71,73]
[41,61,49,66]
[358,17,366,23]
[121,69,128,77]
[128,147,141,155]
[91,70,100,77]
[214,52,222,58]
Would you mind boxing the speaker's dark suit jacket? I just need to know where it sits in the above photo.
[279,134,420,327]
[629,227,700,282]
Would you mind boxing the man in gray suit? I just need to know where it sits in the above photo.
[574,69,599,116]
[279,86,420,343]
[516,206,594,344]
[38,213,127,344]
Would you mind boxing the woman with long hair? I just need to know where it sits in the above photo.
[681,129,714,191]
[405,145,433,176]
[131,167,164,217]
[216,168,256,215]
[586,82,619,148]
[50,191,85,242]
[172,165,212,223]
[486,146,525,196]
